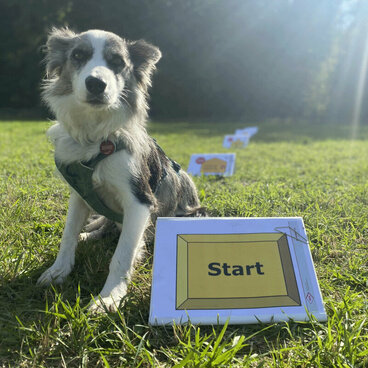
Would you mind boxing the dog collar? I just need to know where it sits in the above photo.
[100,140,116,155]
[84,139,125,170]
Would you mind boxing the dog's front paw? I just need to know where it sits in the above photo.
[79,217,119,242]
[88,294,125,314]
[37,261,73,286]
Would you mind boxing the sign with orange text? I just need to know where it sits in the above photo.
[149,217,327,325]
[223,135,249,149]
[187,153,236,176]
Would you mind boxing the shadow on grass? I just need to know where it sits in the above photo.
[3,117,368,143]
[0,236,122,355]
[149,118,368,142]
[0,230,325,365]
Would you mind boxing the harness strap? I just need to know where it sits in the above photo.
[56,140,126,223]
[56,139,180,224]
[57,160,124,223]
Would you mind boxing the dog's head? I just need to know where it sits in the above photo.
[42,28,161,118]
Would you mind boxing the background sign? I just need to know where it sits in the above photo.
[223,135,249,149]
[149,217,327,325]
[187,153,236,176]
[235,126,258,137]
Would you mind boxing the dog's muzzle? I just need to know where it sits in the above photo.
[85,76,106,95]
[85,76,107,104]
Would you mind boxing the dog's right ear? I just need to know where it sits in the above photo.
[44,27,76,77]
[128,40,162,90]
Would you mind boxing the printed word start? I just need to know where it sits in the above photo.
[208,262,265,276]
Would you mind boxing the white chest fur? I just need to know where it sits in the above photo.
[48,122,137,216]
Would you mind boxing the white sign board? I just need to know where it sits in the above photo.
[223,135,249,149]
[187,153,236,176]
[149,217,327,325]
[235,126,258,137]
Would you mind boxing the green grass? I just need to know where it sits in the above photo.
[0,118,367,367]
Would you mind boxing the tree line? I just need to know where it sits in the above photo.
[0,0,367,123]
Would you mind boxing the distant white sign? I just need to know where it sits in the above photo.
[223,135,249,149]
[187,153,236,176]
[149,217,327,325]
[235,126,258,137]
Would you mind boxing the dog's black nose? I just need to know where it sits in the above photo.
[85,76,107,95]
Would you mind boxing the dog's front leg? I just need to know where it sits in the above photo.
[37,191,90,285]
[89,200,150,312]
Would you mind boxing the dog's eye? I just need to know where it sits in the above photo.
[71,49,87,61]
[109,54,125,68]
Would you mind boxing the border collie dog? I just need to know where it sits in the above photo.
[38,28,201,312]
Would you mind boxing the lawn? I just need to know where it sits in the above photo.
[0,119,367,367]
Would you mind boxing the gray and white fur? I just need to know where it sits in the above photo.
[38,28,202,312]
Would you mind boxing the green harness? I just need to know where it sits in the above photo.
[56,140,126,223]
[55,139,180,224]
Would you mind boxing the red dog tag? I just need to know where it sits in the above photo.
[100,140,115,155]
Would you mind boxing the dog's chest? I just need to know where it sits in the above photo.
[91,154,133,214]
[54,135,134,216]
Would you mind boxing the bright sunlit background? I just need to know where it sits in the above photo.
[0,0,367,129]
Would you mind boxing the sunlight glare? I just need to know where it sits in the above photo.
[351,25,368,140]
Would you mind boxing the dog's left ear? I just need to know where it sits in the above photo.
[45,27,76,77]
[128,40,162,88]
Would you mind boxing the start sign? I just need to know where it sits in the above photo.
[149,217,327,325]
[176,233,300,310]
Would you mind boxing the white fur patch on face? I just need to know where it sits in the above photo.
[73,30,124,109]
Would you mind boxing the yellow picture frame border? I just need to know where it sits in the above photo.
[176,233,301,310]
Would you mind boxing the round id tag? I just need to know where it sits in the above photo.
[100,140,116,155]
